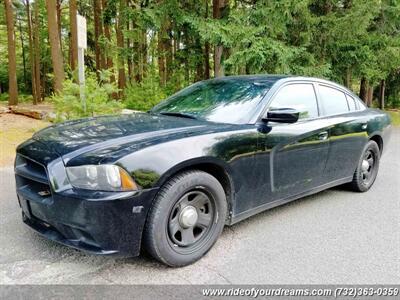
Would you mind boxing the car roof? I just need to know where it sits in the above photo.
[204,74,290,89]
[209,74,289,83]
[214,74,290,80]
[209,75,359,98]
[210,74,337,85]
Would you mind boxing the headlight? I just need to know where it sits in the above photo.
[66,165,138,191]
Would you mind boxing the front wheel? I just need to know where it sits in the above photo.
[143,170,227,267]
[349,140,380,192]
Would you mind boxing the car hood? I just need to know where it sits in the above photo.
[32,112,223,164]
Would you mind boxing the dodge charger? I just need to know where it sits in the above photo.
[15,75,391,266]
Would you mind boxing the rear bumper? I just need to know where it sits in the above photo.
[17,187,159,257]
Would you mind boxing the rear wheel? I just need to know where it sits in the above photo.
[143,170,227,267]
[349,140,380,192]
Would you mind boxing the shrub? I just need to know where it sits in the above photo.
[123,78,167,112]
[0,93,9,102]
[0,93,33,103]
[52,71,121,122]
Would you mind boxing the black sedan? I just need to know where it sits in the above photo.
[15,75,391,266]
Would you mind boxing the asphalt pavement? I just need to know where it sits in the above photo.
[0,129,399,284]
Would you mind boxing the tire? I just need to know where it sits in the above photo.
[143,170,227,267]
[349,140,380,192]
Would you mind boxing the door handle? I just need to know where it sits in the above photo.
[361,123,368,130]
[318,131,329,140]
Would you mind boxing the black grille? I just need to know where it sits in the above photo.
[15,154,52,204]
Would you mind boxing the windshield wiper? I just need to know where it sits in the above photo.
[159,112,197,120]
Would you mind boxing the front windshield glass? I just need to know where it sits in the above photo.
[151,79,270,124]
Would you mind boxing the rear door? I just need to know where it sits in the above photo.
[316,84,368,182]
[259,82,331,201]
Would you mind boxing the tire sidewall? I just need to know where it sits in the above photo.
[355,141,380,192]
[149,171,227,267]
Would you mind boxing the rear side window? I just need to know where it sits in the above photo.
[269,83,319,120]
[346,94,357,111]
[319,85,349,116]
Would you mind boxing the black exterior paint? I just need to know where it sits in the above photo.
[15,76,392,257]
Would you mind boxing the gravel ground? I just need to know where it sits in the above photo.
[0,128,399,285]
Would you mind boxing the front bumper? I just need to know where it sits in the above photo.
[17,187,159,257]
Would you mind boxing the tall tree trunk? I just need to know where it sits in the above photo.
[130,14,142,82]
[18,19,28,91]
[359,77,368,103]
[214,46,223,77]
[102,0,115,83]
[367,86,373,107]
[157,0,169,86]
[204,43,210,79]
[125,0,133,82]
[25,0,38,104]
[165,40,173,82]
[56,0,62,52]
[183,28,190,82]
[164,22,173,83]
[195,38,204,82]
[204,0,210,79]
[141,29,147,80]
[132,20,140,82]
[69,0,78,71]
[173,30,181,89]
[213,0,227,77]
[4,0,18,105]
[158,31,166,87]
[126,21,132,82]
[344,67,352,88]
[33,0,42,101]
[42,57,48,100]
[46,0,65,93]
[379,79,385,110]
[98,1,105,70]
[116,0,126,97]
[94,0,105,73]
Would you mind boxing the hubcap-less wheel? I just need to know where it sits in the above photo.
[168,190,214,249]
[361,149,375,185]
[143,170,227,267]
[349,140,380,192]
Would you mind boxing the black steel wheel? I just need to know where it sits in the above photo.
[167,190,215,252]
[143,170,227,267]
[349,140,380,192]
[360,149,376,186]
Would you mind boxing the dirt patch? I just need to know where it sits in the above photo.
[0,114,50,167]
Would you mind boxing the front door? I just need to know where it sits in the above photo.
[260,83,331,201]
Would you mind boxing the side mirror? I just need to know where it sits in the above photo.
[262,108,300,124]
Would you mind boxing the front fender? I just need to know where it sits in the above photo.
[154,156,234,188]
[115,133,237,189]
[114,128,261,220]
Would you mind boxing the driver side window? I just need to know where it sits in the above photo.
[269,84,319,120]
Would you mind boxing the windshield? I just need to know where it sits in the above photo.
[151,79,270,124]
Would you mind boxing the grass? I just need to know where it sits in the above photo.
[386,110,400,126]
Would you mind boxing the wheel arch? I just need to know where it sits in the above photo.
[154,157,235,223]
[369,134,383,154]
